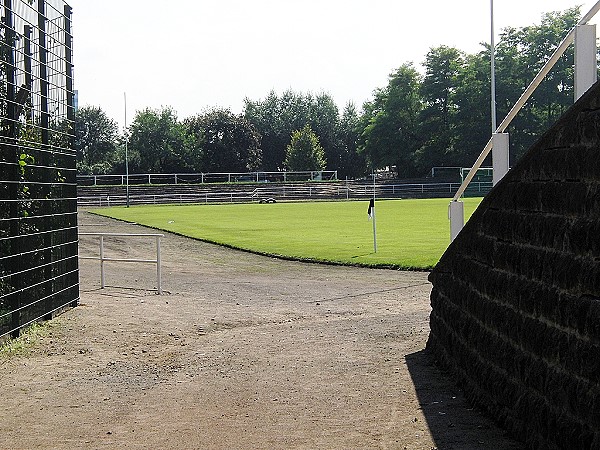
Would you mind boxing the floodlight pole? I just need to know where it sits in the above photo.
[490,0,497,133]
[124,92,130,207]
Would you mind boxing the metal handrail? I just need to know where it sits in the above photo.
[79,232,164,294]
[77,170,339,185]
[77,182,493,206]
[452,0,600,202]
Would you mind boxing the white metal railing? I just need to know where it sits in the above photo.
[449,1,600,241]
[77,170,339,186]
[77,182,492,207]
[79,233,164,294]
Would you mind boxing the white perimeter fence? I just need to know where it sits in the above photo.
[78,182,492,207]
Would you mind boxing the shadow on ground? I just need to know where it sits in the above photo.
[406,349,525,450]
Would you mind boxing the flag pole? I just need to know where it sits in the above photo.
[372,170,377,253]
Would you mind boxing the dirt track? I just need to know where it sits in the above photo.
[0,210,523,449]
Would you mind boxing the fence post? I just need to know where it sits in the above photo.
[492,132,510,185]
[100,235,105,288]
[449,200,464,242]
[156,236,162,295]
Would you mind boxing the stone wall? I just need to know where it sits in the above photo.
[427,81,600,448]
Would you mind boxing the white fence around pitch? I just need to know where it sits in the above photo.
[78,182,492,207]
[77,170,338,186]
[79,233,164,294]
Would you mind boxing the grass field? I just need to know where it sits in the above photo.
[93,198,482,269]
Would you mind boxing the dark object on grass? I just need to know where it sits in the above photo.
[259,198,277,204]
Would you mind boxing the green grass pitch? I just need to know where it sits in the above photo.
[93,198,482,270]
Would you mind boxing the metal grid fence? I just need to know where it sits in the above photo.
[1,0,78,338]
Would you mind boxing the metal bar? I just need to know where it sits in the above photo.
[79,232,165,237]
[64,4,73,123]
[23,25,32,121]
[156,236,162,295]
[82,257,158,264]
[100,235,105,288]
[4,0,21,338]
[490,0,497,133]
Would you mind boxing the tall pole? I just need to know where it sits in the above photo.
[124,92,130,207]
[372,170,377,253]
[490,0,497,132]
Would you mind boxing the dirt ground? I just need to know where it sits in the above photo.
[0,210,524,449]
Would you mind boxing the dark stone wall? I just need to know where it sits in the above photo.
[427,80,600,449]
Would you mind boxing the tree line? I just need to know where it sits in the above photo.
[77,7,584,179]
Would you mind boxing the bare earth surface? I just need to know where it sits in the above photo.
[0,210,523,449]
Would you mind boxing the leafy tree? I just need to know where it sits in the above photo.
[284,124,326,171]
[337,102,367,179]
[127,106,188,173]
[184,108,262,173]
[359,63,422,177]
[495,7,580,161]
[74,105,119,174]
[452,50,494,167]
[308,93,341,170]
[244,90,341,172]
[244,90,299,171]
[414,46,464,172]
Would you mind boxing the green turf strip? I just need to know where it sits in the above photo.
[93,198,481,270]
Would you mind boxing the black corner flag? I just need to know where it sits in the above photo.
[368,198,374,219]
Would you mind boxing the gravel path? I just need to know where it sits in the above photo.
[0,210,523,449]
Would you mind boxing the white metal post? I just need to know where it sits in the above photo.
[156,235,162,295]
[575,24,597,100]
[99,235,105,288]
[449,201,464,242]
[372,174,377,253]
[372,205,378,253]
[492,132,510,186]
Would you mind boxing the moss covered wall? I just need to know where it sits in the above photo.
[427,81,600,449]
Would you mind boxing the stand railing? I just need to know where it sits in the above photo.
[77,170,338,186]
[449,1,600,241]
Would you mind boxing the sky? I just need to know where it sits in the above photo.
[66,0,600,131]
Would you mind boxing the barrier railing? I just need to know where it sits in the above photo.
[449,1,600,241]
[77,170,339,186]
[79,233,164,294]
[77,182,492,207]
